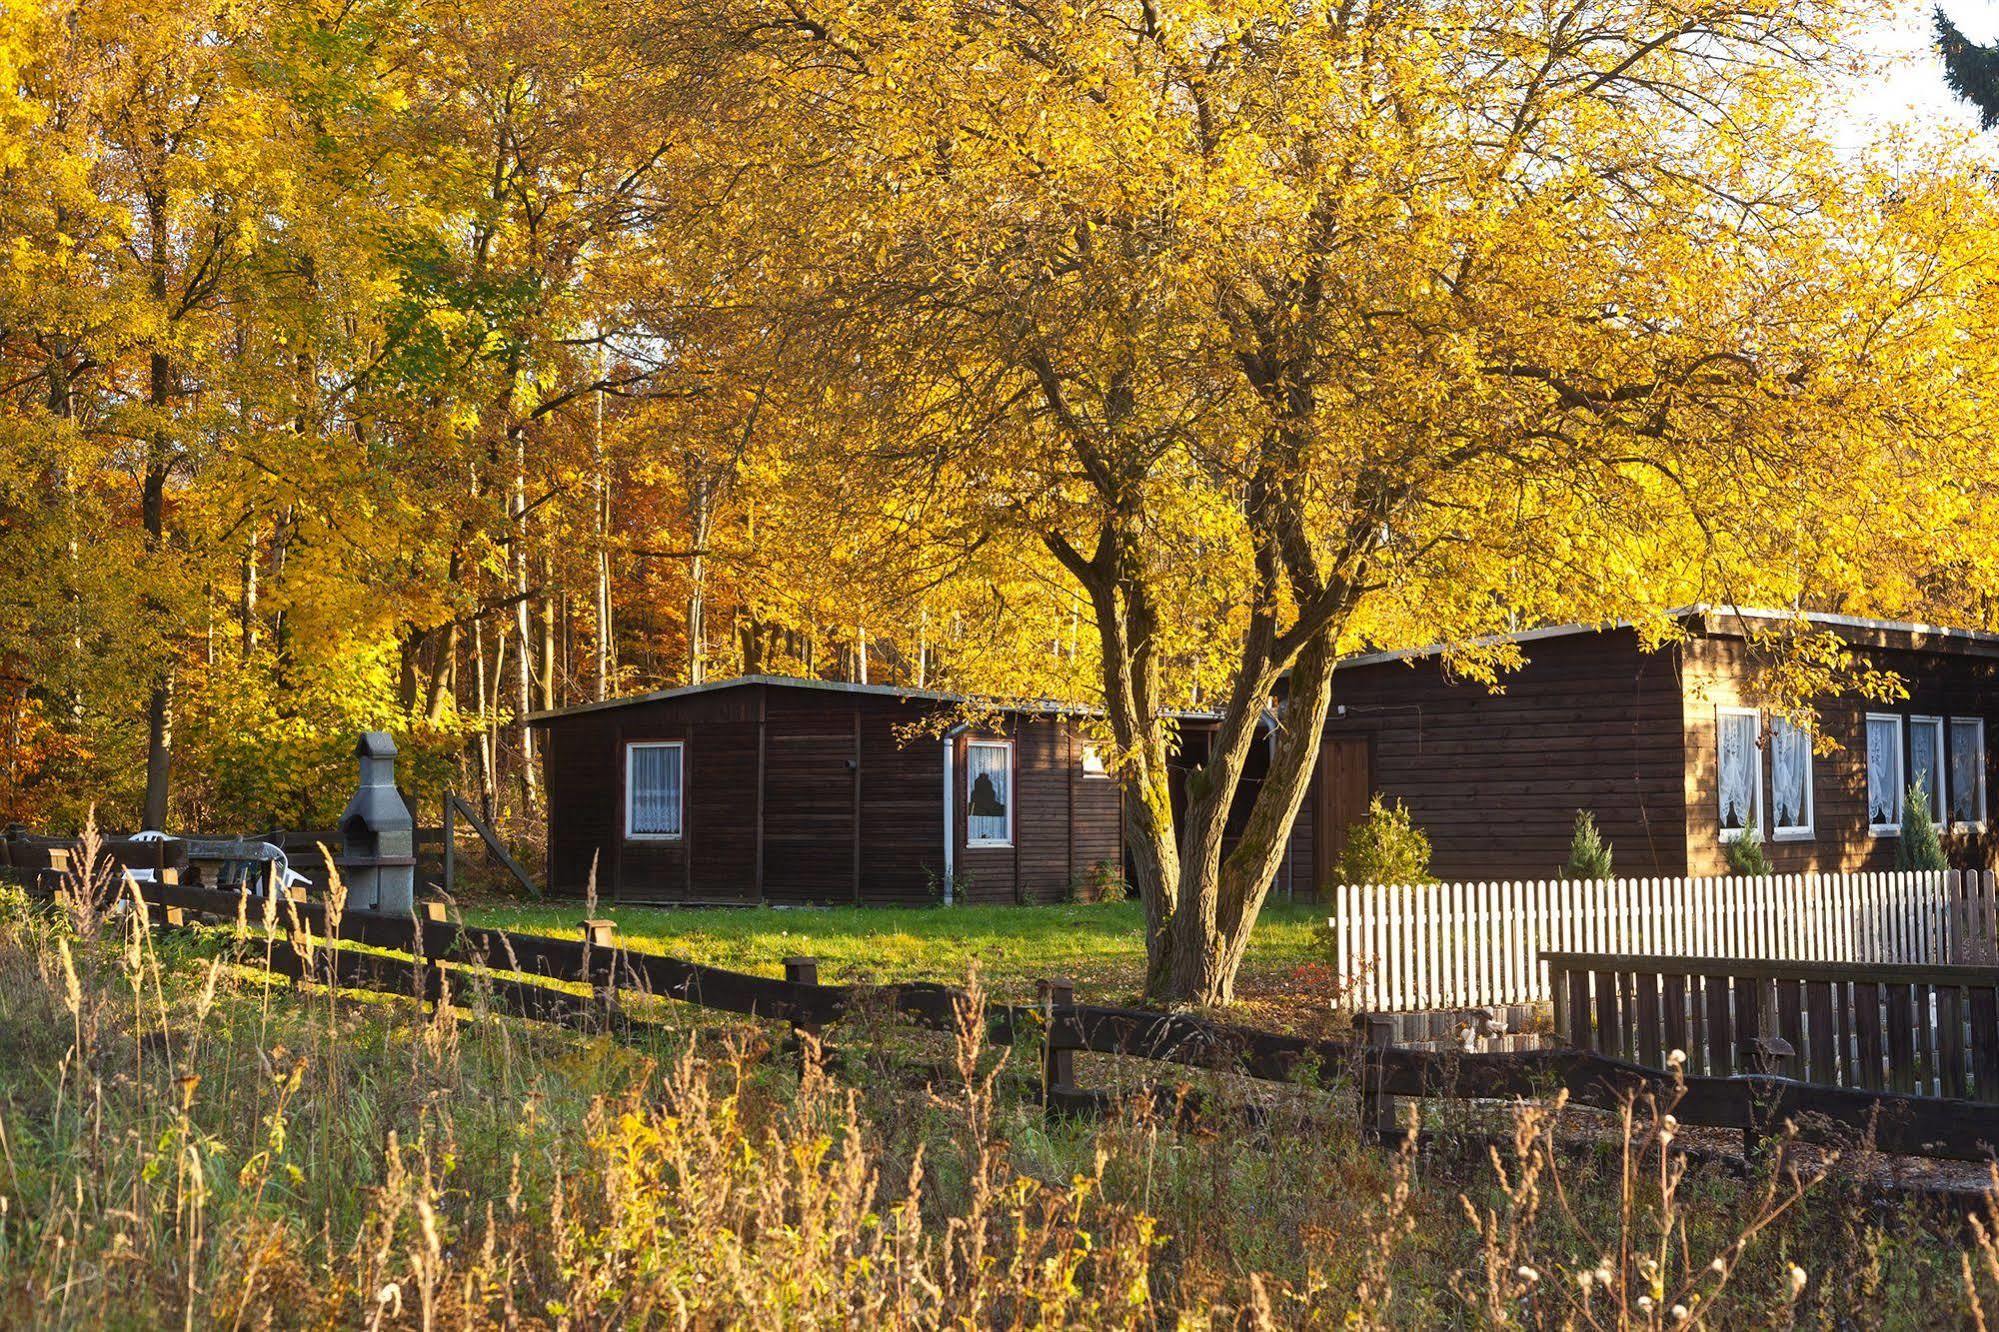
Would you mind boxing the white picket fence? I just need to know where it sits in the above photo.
[1324,870,1999,1013]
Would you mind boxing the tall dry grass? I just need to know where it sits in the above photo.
[0,859,1985,1328]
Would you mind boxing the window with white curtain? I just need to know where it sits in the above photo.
[625,742,684,840]
[1769,716,1813,839]
[1951,717,1987,829]
[1866,713,1904,835]
[1716,707,1761,841]
[1910,716,1946,829]
[966,740,1013,845]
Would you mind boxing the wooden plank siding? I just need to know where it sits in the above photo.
[1681,627,1999,876]
[1290,627,1692,885]
[1285,612,1999,892]
[535,680,1120,904]
[542,614,1999,906]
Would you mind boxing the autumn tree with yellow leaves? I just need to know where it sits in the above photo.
[695,0,1999,1001]
[1,0,1997,1004]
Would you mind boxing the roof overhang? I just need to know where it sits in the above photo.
[525,673,1169,725]
[1332,604,1999,671]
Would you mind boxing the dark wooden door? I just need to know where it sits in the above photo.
[1313,737,1373,892]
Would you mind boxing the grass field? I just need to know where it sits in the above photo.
[4,875,1981,1327]
[467,898,1337,1023]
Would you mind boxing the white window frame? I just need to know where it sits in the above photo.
[1951,716,1988,832]
[1768,716,1815,842]
[1715,706,1763,843]
[624,740,685,841]
[965,738,1014,847]
[1910,715,1947,831]
[1081,742,1110,779]
[1866,712,1905,837]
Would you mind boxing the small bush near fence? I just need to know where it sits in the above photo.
[1564,809,1614,880]
[1898,784,1951,872]
[1332,795,1434,890]
[1724,817,1775,876]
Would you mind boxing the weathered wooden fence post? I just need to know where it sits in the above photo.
[417,900,448,1008]
[784,956,821,1068]
[1355,1012,1399,1145]
[581,917,618,1027]
[1039,977,1077,1111]
[442,797,455,897]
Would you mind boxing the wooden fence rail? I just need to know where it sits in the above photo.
[1326,870,1999,1013]
[36,877,1996,1166]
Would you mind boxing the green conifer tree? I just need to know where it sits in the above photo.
[1564,810,1614,880]
[1896,784,1951,872]
[1938,8,1999,128]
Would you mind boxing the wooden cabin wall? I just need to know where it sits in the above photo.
[1682,630,1999,875]
[540,685,1120,905]
[760,690,947,906]
[1310,629,1692,884]
[1068,725,1126,895]
[955,717,1104,904]
[543,710,623,897]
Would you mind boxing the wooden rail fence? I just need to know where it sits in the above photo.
[1546,950,1999,1103]
[1326,871,1999,1013]
[9,874,1991,1167]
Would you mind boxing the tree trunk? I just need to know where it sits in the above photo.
[594,377,615,701]
[397,625,426,712]
[473,617,497,821]
[141,669,173,831]
[269,505,294,660]
[538,557,557,712]
[1155,634,1339,1005]
[426,544,466,722]
[141,183,176,830]
[687,474,713,685]
[1070,515,1352,1007]
[140,450,174,831]
[240,524,259,658]
[424,621,459,722]
[512,447,539,810]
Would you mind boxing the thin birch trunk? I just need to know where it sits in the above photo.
[512,444,538,810]
[686,474,712,686]
[594,373,614,701]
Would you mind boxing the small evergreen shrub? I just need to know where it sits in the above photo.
[1724,816,1773,876]
[1332,795,1434,887]
[1564,810,1614,880]
[1896,783,1950,872]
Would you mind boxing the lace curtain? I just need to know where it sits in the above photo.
[966,742,1011,844]
[1717,711,1757,833]
[1769,719,1809,831]
[629,744,683,837]
[1911,720,1943,822]
[1951,719,1984,824]
[1866,717,1901,828]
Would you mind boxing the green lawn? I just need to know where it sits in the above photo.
[466,899,1332,1020]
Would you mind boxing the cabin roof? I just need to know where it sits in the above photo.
[1333,604,1999,670]
[525,673,1139,725]
[530,607,1999,726]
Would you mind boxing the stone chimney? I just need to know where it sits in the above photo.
[336,732,416,913]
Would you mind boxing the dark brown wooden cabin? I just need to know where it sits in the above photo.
[529,676,1125,905]
[1294,607,1999,885]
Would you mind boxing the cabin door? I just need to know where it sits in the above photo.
[1313,737,1373,892]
